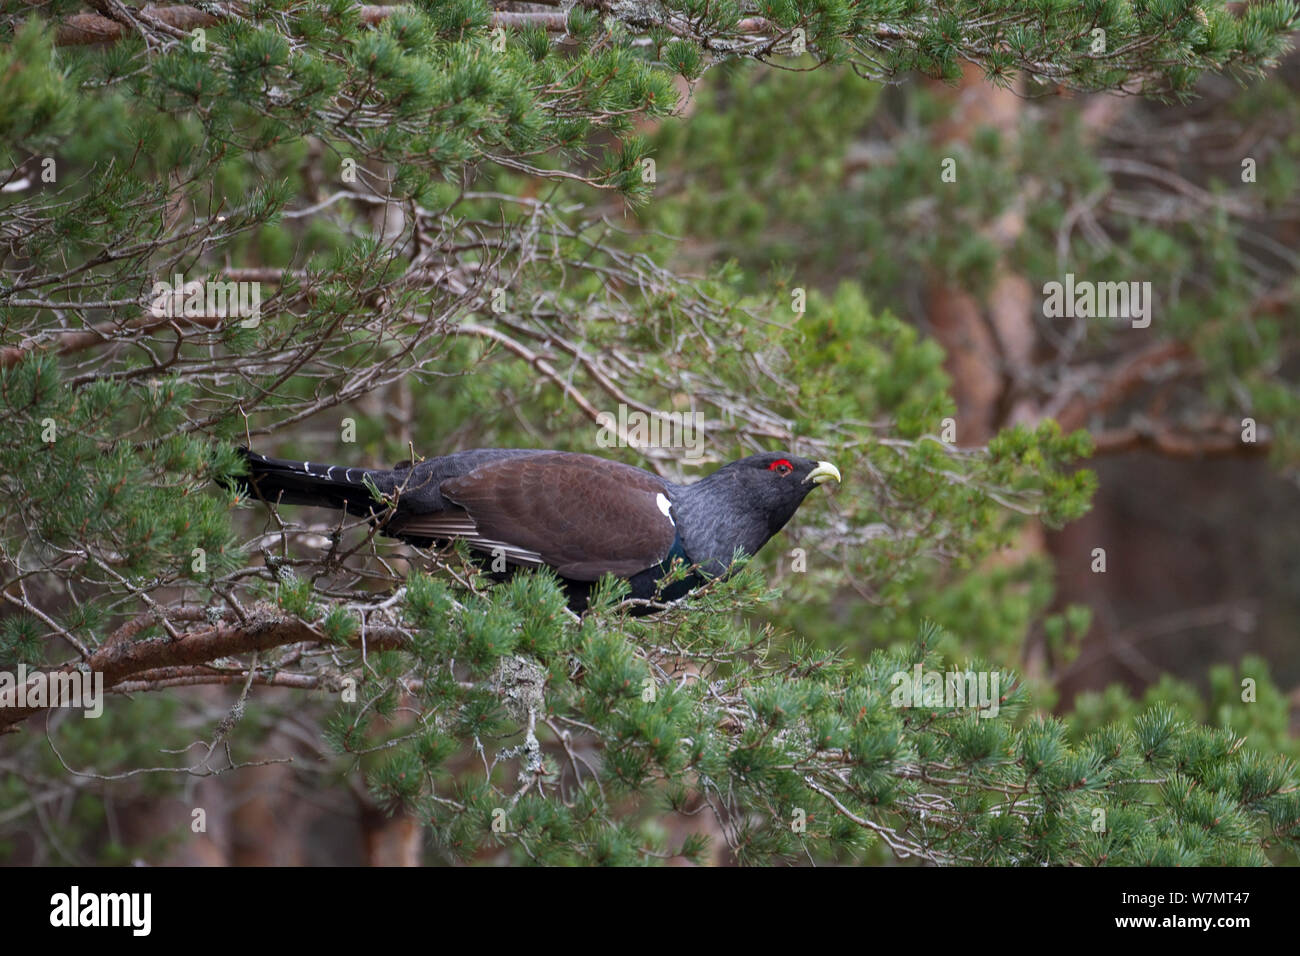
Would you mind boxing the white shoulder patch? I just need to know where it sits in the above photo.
[656,493,675,526]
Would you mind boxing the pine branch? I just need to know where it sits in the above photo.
[52,3,573,46]
[40,1,1300,95]
[0,607,407,732]
[1091,421,1272,458]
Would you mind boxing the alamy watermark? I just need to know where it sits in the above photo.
[50,886,151,936]
[596,403,705,461]
[1043,273,1152,328]
[149,273,262,328]
[0,664,104,718]
[889,664,1001,719]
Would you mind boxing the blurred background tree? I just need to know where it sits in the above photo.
[1,0,1298,865]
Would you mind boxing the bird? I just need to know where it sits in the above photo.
[226,447,840,611]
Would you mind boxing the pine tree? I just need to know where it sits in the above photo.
[1,1,1297,864]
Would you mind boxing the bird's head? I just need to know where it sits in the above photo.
[707,451,841,534]
[665,450,840,576]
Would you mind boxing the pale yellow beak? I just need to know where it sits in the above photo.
[805,461,841,485]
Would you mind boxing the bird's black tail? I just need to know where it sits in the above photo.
[222,448,395,519]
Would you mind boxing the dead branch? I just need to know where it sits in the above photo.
[0,606,407,732]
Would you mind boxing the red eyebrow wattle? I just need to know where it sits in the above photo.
[768,458,793,471]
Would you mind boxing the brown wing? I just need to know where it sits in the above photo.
[392,510,550,567]
[399,452,677,581]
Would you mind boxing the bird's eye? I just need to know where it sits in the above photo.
[768,458,793,476]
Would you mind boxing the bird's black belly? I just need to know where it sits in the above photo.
[421,532,701,614]
[561,563,704,615]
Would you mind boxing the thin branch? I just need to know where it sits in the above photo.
[0,606,407,732]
